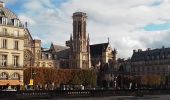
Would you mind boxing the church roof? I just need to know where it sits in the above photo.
[55,48,70,59]
[90,43,109,56]
[52,44,69,53]
[49,43,70,59]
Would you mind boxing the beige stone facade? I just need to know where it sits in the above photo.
[0,2,25,86]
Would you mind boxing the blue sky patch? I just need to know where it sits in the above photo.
[150,0,162,6]
[144,23,170,31]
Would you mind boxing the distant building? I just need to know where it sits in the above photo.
[131,47,170,76]
[40,43,69,68]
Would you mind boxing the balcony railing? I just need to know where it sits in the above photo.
[0,65,23,69]
[0,22,24,28]
[0,32,25,39]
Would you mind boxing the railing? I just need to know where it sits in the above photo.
[0,23,24,28]
[0,32,25,39]
[0,65,23,69]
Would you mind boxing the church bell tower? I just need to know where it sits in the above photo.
[69,12,91,69]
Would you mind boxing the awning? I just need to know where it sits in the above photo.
[0,80,23,85]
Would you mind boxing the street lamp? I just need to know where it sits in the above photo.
[168,66,170,88]
[29,57,34,87]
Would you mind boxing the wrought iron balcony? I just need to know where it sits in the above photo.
[0,32,26,39]
[0,65,23,69]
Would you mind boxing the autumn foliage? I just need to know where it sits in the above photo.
[24,67,97,87]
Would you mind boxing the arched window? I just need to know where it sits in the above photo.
[11,72,20,80]
[0,72,8,80]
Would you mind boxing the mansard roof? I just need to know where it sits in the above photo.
[0,6,18,19]
[49,43,70,59]
[131,47,170,61]
[90,43,109,56]
[0,4,24,27]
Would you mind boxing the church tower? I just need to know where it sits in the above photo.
[69,12,91,69]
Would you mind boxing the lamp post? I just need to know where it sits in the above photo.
[168,66,170,88]
[29,57,34,88]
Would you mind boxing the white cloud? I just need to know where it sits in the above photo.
[8,0,170,58]
[18,15,36,25]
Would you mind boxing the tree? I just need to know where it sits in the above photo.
[24,68,97,88]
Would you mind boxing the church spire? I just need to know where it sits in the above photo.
[70,34,72,41]
[87,33,90,41]
[108,37,110,43]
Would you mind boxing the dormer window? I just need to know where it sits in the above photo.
[14,19,19,27]
[2,17,7,25]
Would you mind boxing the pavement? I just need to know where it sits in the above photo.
[57,95,170,100]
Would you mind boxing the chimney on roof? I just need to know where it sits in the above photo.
[162,46,165,49]
[147,48,151,51]
[138,49,142,52]
[0,1,5,8]
[133,50,136,53]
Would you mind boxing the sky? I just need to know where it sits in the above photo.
[3,0,170,58]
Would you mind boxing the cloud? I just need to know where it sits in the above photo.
[18,15,36,25]
[5,0,170,58]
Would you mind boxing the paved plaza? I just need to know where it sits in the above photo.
[57,95,170,100]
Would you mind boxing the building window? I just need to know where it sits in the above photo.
[0,72,8,80]
[2,39,7,49]
[14,30,19,37]
[147,66,150,71]
[2,17,7,25]
[11,73,20,80]
[14,40,19,50]
[45,54,48,59]
[2,28,7,35]
[14,19,19,27]
[13,56,19,67]
[0,55,7,67]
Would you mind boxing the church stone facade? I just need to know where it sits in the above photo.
[67,12,91,69]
